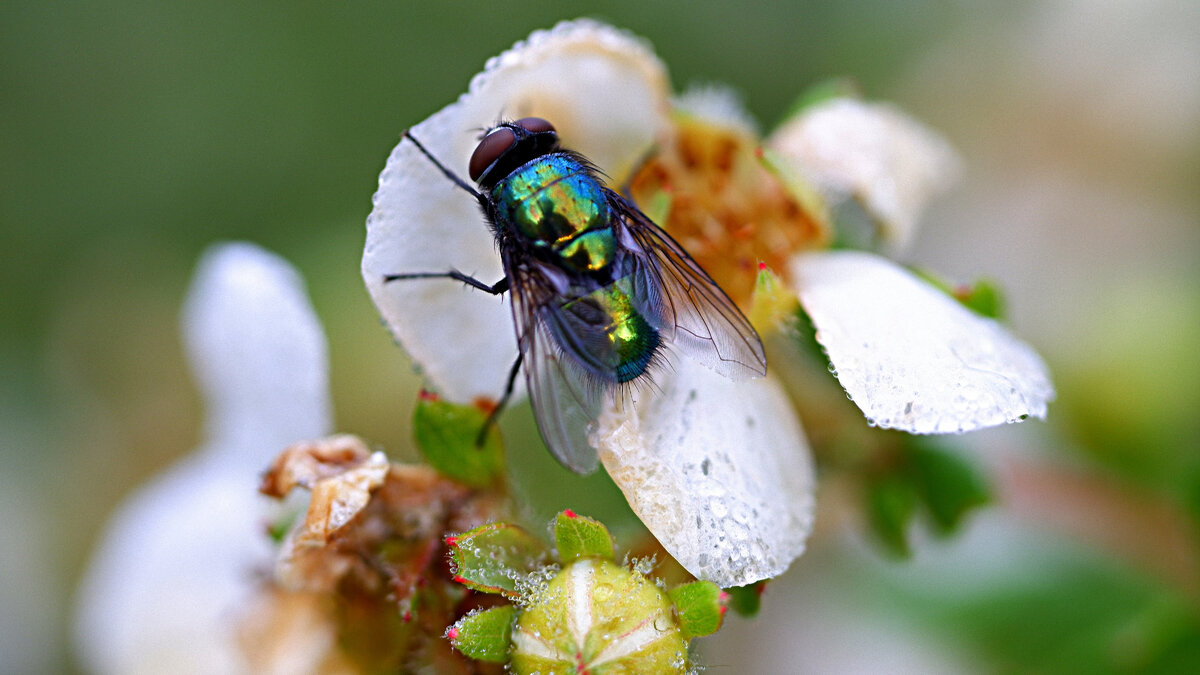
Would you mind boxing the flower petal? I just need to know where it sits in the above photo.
[74,243,333,673]
[593,360,815,587]
[363,20,670,402]
[770,98,959,253]
[182,242,332,461]
[791,250,1054,434]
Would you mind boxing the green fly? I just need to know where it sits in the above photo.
[386,117,766,473]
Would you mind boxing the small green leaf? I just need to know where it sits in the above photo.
[956,278,1005,320]
[783,77,860,118]
[791,306,832,369]
[669,581,726,638]
[412,390,504,488]
[908,440,992,534]
[553,510,613,562]
[447,605,515,663]
[447,522,550,599]
[865,473,919,558]
[267,508,301,544]
[912,268,1007,320]
[724,581,766,618]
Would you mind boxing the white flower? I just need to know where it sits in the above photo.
[771,97,960,254]
[73,243,332,674]
[764,99,1053,433]
[362,21,1053,588]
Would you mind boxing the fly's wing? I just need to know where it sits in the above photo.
[503,253,603,474]
[610,191,767,380]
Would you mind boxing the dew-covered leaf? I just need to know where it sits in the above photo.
[447,605,516,663]
[553,510,613,562]
[447,522,550,598]
[669,581,726,639]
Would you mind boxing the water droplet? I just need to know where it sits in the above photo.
[593,583,614,602]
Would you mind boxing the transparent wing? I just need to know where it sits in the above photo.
[610,191,767,379]
[504,254,603,474]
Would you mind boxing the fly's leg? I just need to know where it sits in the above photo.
[388,131,515,447]
[383,270,515,445]
[403,130,486,205]
[383,271,509,295]
[476,351,524,447]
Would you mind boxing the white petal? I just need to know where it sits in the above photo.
[74,243,333,674]
[593,360,815,587]
[363,20,670,402]
[74,459,274,675]
[770,98,959,253]
[791,250,1054,434]
[673,83,759,136]
[182,242,332,462]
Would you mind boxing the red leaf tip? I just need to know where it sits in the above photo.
[563,509,577,519]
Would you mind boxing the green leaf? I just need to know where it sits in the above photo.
[912,268,1007,320]
[791,305,832,369]
[724,582,766,618]
[669,581,726,638]
[956,278,1005,320]
[447,605,516,663]
[553,510,613,562]
[267,507,301,544]
[908,440,992,534]
[865,472,919,558]
[782,77,860,118]
[447,522,550,599]
[412,391,504,488]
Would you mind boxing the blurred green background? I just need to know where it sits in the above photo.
[4,1,1198,672]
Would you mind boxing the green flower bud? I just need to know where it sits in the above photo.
[511,558,689,674]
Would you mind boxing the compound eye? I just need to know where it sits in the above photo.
[513,117,555,134]
[468,127,516,182]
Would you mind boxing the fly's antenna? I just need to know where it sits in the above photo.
[402,130,486,204]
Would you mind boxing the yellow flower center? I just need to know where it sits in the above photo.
[629,115,829,307]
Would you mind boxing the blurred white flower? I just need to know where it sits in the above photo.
[771,97,960,254]
[73,243,332,674]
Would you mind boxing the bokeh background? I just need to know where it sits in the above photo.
[4,1,1198,672]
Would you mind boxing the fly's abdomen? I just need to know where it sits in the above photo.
[493,155,615,272]
[549,279,661,384]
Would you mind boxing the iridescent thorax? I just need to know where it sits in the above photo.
[491,154,614,273]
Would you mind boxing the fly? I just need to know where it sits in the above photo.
[385,117,766,473]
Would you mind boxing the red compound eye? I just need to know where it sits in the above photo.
[469,127,515,181]
[468,118,557,181]
[514,116,555,134]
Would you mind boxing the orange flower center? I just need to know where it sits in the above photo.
[629,116,828,306]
